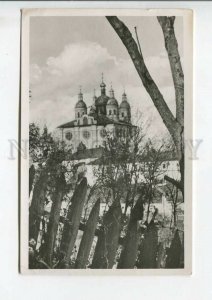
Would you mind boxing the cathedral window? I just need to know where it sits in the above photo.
[109,110,112,115]
[83,116,88,125]
[83,130,90,139]
[65,131,72,141]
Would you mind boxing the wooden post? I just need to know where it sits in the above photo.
[91,200,122,269]
[91,227,107,269]
[75,199,100,269]
[139,220,158,268]
[157,242,166,268]
[166,229,182,268]
[118,196,143,269]
[60,177,88,268]
[104,200,122,268]
[29,169,48,241]
[44,174,66,266]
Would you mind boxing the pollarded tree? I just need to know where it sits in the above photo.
[106,16,184,194]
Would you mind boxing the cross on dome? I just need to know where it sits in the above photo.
[78,85,83,101]
[100,73,106,88]
[109,82,115,98]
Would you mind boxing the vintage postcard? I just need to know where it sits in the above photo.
[20,8,193,275]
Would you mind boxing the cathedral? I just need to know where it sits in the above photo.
[55,77,136,153]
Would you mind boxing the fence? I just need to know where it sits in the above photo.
[28,168,184,269]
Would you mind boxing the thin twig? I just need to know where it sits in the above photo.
[134,26,142,55]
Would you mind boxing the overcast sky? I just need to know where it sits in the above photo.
[30,16,183,138]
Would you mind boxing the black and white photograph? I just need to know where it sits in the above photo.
[20,8,193,274]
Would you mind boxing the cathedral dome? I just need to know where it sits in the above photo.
[107,86,118,106]
[95,94,109,106]
[75,100,87,109]
[120,92,130,109]
[107,97,118,106]
[75,89,87,109]
[100,81,106,88]
[119,100,130,109]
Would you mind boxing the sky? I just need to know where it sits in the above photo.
[29,16,183,138]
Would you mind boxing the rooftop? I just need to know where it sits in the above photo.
[57,114,134,129]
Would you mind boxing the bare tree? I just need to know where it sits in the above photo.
[165,183,183,228]
[139,141,168,222]
[106,16,184,194]
[93,126,145,213]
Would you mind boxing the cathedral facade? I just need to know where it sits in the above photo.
[55,78,136,153]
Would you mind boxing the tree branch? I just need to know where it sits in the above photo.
[157,17,184,126]
[106,16,178,139]
[164,175,183,192]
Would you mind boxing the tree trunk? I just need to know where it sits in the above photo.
[75,199,100,269]
[106,16,184,193]
[157,17,184,127]
[44,174,66,267]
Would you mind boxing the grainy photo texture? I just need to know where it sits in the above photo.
[21,9,192,274]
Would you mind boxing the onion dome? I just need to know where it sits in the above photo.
[95,94,109,106]
[107,86,118,106]
[100,81,106,89]
[107,98,118,106]
[96,76,109,106]
[99,73,106,95]
[120,92,130,109]
[75,100,87,109]
[75,88,87,109]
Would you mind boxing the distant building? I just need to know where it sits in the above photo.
[54,77,136,153]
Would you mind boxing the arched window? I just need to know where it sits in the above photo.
[109,110,112,115]
[65,131,72,141]
[83,116,88,125]
[83,130,90,139]
[78,112,80,118]
[114,110,116,115]
[121,112,124,117]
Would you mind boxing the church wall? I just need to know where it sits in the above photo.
[54,122,134,153]
[60,124,112,152]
